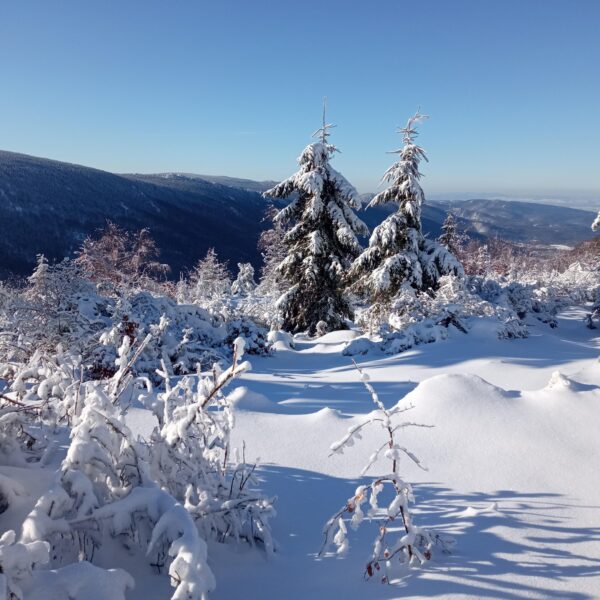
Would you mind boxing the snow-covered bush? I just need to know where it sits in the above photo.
[0,409,38,468]
[0,475,25,517]
[224,317,270,356]
[456,231,599,324]
[75,221,170,295]
[0,257,102,365]
[3,347,85,430]
[546,262,599,305]
[471,277,560,327]
[91,487,214,599]
[231,263,257,296]
[320,363,448,581]
[0,353,67,467]
[149,337,275,553]
[0,530,50,599]
[17,334,274,599]
[347,276,527,356]
[0,248,271,394]
[94,292,226,378]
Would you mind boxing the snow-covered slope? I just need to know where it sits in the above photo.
[448,198,598,245]
[0,151,272,278]
[132,172,278,194]
[361,195,598,246]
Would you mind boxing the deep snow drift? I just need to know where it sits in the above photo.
[1,308,599,599]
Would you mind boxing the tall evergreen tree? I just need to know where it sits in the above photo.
[438,210,467,256]
[263,110,368,335]
[348,112,463,307]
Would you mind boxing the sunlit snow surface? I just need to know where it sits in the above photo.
[2,308,599,599]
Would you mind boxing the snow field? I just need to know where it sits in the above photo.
[1,309,598,598]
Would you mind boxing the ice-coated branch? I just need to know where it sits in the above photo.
[320,362,439,582]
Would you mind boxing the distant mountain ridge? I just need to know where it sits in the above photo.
[0,150,596,279]
[124,172,279,195]
[0,151,273,279]
[442,198,596,244]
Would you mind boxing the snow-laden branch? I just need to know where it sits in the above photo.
[320,361,446,581]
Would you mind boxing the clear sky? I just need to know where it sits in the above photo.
[0,0,599,197]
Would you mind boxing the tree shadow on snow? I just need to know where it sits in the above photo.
[211,465,600,600]
[403,485,600,599]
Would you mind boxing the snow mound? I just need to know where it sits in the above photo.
[227,386,273,411]
[342,336,377,356]
[400,373,513,410]
[307,407,343,421]
[314,330,361,344]
[304,330,362,354]
[267,330,295,351]
[456,502,502,518]
[544,370,574,391]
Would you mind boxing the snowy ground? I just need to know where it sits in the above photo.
[3,308,600,599]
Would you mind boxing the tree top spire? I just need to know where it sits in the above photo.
[312,97,336,145]
[398,110,429,145]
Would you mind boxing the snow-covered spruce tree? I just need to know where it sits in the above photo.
[263,113,369,335]
[437,210,467,257]
[320,362,449,581]
[230,208,291,331]
[14,256,93,358]
[180,248,232,309]
[231,263,257,296]
[592,211,600,232]
[465,241,491,277]
[348,113,463,329]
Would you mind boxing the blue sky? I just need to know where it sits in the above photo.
[0,0,598,197]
